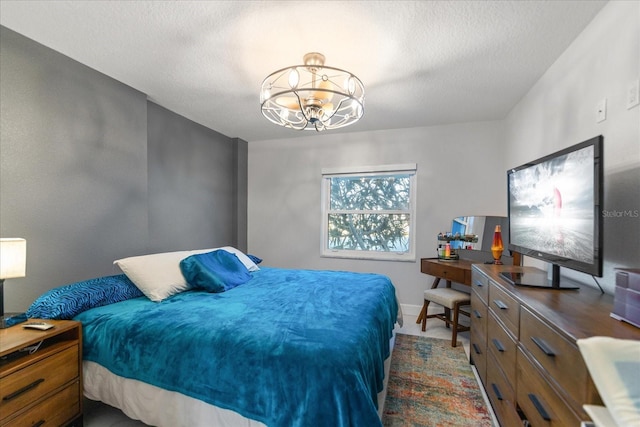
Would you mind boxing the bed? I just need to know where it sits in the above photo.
[26,247,400,427]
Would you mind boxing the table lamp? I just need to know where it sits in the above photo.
[1,238,28,328]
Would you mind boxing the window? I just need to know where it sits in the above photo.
[321,164,417,261]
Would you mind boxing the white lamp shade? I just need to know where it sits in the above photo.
[0,238,27,279]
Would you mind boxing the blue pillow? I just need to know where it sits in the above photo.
[26,274,144,320]
[180,250,252,293]
[247,254,263,264]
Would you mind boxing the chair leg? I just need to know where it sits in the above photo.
[444,307,451,329]
[451,302,460,347]
[421,300,431,332]
[416,299,428,324]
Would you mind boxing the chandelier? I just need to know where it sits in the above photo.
[260,53,365,132]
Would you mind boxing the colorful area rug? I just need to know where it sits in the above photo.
[382,333,493,427]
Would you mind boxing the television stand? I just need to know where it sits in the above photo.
[500,264,579,290]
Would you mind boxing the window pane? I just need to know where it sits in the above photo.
[330,175,411,211]
[327,213,410,252]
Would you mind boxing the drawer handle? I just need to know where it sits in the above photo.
[531,336,556,357]
[474,280,484,287]
[492,338,505,352]
[491,383,503,401]
[2,378,45,402]
[472,343,482,355]
[493,299,508,310]
[528,393,551,421]
[473,309,482,319]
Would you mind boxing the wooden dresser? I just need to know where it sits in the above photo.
[0,320,83,427]
[470,264,640,426]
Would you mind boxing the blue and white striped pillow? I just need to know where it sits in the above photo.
[26,274,144,320]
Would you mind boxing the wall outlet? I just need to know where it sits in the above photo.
[596,98,607,123]
[627,79,639,109]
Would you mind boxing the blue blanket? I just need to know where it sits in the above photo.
[75,267,398,427]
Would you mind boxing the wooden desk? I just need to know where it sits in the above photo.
[420,257,474,289]
[417,258,475,329]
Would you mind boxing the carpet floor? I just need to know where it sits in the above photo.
[382,333,494,427]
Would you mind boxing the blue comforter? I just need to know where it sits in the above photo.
[75,267,398,427]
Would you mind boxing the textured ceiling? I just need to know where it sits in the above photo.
[0,1,607,142]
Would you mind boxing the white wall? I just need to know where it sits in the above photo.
[249,1,639,304]
[248,121,505,309]
[504,0,640,293]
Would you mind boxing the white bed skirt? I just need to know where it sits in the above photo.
[83,334,396,427]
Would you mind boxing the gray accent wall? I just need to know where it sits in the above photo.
[147,103,247,253]
[0,26,247,311]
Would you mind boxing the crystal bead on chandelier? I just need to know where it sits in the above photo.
[260,53,365,131]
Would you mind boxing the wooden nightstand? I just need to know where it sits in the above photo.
[0,320,83,427]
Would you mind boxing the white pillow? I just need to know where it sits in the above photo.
[218,246,260,272]
[114,247,259,302]
[577,336,640,427]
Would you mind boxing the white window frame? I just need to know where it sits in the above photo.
[321,163,417,261]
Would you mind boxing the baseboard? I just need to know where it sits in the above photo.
[401,303,423,317]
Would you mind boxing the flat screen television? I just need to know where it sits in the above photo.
[502,135,603,290]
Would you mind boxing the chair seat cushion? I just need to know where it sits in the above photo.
[424,288,470,308]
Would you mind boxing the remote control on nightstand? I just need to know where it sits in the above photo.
[22,322,55,330]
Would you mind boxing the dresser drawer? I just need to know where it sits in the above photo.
[470,289,488,340]
[488,312,517,387]
[486,353,521,427]
[470,328,487,386]
[471,270,489,304]
[4,381,80,427]
[0,345,79,420]
[520,306,591,409]
[488,282,519,337]
[517,348,583,427]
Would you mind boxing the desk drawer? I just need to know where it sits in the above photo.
[520,307,590,410]
[422,260,467,284]
[488,282,519,337]
[0,345,79,419]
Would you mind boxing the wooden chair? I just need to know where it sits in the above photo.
[416,288,471,347]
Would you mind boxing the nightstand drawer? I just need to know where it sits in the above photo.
[0,345,79,420]
[4,381,80,427]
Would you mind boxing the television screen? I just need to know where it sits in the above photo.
[505,136,603,288]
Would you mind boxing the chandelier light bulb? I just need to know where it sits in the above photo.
[288,69,299,89]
